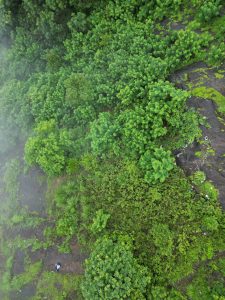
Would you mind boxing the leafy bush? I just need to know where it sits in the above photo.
[0,79,31,137]
[202,215,219,231]
[82,235,151,300]
[89,112,120,157]
[186,263,225,300]
[166,30,211,68]
[0,2,12,35]
[140,148,174,184]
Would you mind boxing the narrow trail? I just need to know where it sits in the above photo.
[170,62,225,209]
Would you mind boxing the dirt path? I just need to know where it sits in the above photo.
[170,62,225,209]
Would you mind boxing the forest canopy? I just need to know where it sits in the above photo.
[1,0,225,299]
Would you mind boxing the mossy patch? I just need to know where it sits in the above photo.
[200,181,218,202]
[0,258,42,295]
[217,69,225,74]
[190,171,206,186]
[216,116,225,126]
[191,86,225,114]
[195,151,203,158]
[214,72,224,79]
[191,67,212,74]
[207,148,215,156]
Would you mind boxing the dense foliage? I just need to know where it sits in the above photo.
[0,0,225,299]
[74,159,225,298]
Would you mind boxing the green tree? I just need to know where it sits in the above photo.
[24,119,74,175]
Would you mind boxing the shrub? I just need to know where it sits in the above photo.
[206,43,225,66]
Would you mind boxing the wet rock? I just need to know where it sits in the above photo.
[12,250,25,276]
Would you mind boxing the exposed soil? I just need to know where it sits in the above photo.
[170,62,225,209]
[10,283,36,300]
[12,250,25,275]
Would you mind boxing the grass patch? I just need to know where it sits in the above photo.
[0,256,14,293]
[32,272,83,300]
[190,171,218,202]
[11,260,42,290]
[0,257,42,294]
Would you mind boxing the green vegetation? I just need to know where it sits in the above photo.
[197,1,222,22]
[82,235,150,300]
[186,257,225,300]
[11,260,42,291]
[33,272,83,300]
[25,119,75,175]
[0,0,225,299]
